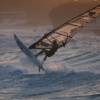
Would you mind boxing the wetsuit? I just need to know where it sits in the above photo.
[43,41,58,61]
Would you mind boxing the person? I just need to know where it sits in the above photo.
[35,40,59,61]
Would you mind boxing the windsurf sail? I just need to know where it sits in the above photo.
[29,4,100,50]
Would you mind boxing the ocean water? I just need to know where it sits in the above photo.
[0,14,100,100]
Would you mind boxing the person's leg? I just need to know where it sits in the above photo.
[38,65,45,72]
[43,55,47,61]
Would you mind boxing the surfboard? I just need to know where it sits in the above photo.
[14,34,45,72]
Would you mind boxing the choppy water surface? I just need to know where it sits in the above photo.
[0,15,100,100]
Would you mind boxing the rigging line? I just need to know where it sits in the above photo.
[49,34,62,44]
[81,15,96,19]
[55,31,68,37]
[46,37,53,44]
[80,16,94,20]
[73,17,90,24]
[68,23,82,27]
[80,12,97,21]
[50,34,56,39]
[41,34,53,44]
[69,10,97,24]
[81,18,91,23]
[57,31,75,40]
[72,16,89,23]
[58,31,70,37]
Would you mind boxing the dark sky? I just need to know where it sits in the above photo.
[0,0,99,27]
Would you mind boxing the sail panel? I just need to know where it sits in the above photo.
[29,4,100,49]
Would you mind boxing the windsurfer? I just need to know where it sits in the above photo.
[36,40,59,61]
